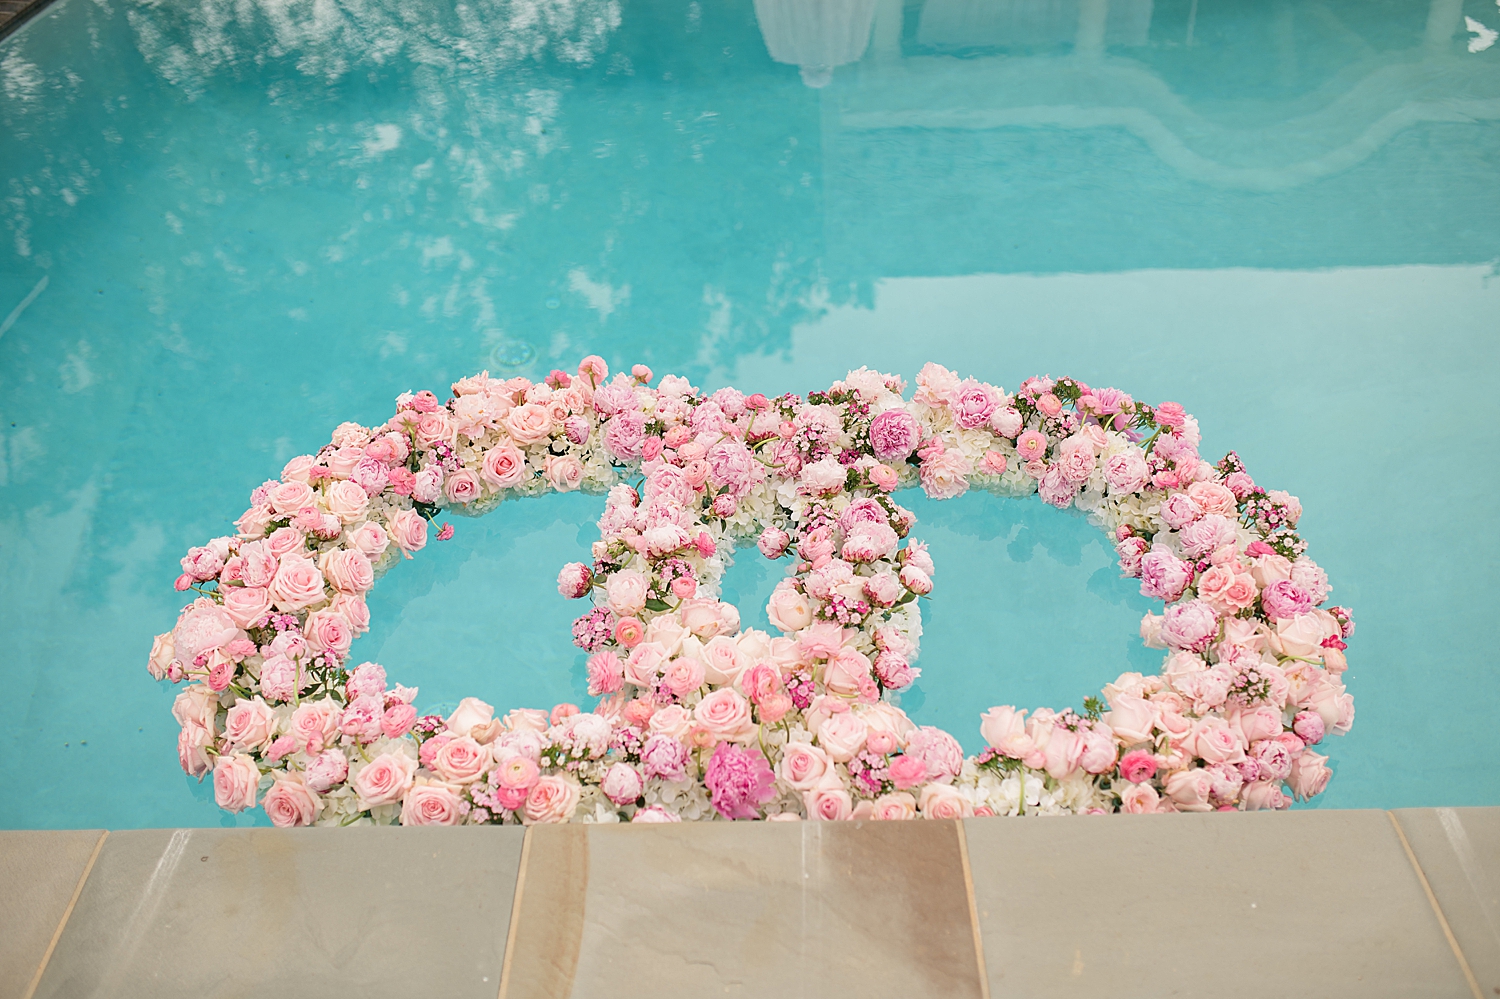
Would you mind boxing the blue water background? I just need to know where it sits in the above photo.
[2,0,1497,828]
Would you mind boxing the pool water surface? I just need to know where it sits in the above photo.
[1,0,1498,828]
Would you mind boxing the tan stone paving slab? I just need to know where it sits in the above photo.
[964,810,1474,999]
[502,820,984,999]
[1394,807,1500,997]
[33,826,525,999]
[0,830,105,999]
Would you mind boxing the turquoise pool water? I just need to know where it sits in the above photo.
[2,0,1497,829]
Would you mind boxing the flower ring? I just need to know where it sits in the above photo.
[149,359,1354,826]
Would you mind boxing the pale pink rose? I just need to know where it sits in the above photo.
[870,792,918,821]
[147,632,177,681]
[1288,750,1331,800]
[1188,716,1245,764]
[1229,705,1284,745]
[388,508,429,553]
[1042,727,1084,779]
[303,749,349,792]
[213,754,260,812]
[1241,780,1288,811]
[1160,600,1219,652]
[442,468,482,506]
[1104,450,1150,493]
[824,649,873,698]
[414,411,454,448]
[766,582,814,633]
[480,443,529,489]
[662,655,706,697]
[777,741,833,791]
[235,504,274,539]
[300,609,350,658]
[918,783,972,819]
[623,643,665,686]
[401,782,463,825]
[648,703,693,740]
[223,696,276,751]
[317,549,373,594]
[1250,554,1293,589]
[979,706,1034,758]
[264,776,321,827]
[796,786,848,822]
[699,637,746,686]
[269,553,326,611]
[1117,781,1160,813]
[172,685,219,735]
[543,454,584,492]
[269,480,315,515]
[694,688,756,743]
[178,722,212,777]
[221,585,272,629]
[445,697,495,737]
[500,403,550,445]
[524,774,582,824]
[1078,727,1118,774]
[352,752,417,807]
[1164,769,1214,811]
[817,711,869,762]
[1103,694,1158,745]
[606,569,649,617]
[601,763,644,805]
[324,480,369,524]
[290,699,341,755]
[432,736,490,783]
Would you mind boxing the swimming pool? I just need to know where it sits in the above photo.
[1,0,1497,829]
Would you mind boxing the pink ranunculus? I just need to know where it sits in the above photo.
[1159,600,1220,652]
[803,786,853,822]
[382,702,417,739]
[213,754,261,812]
[918,783,972,819]
[1138,550,1192,602]
[401,782,463,825]
[1118,749,1157,783]
[868,409,921,462]
[601,763,644,805]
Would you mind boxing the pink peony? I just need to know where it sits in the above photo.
[868,410,921,462]
[557,562,592,599]
[1160,600,1220,652]
[1261,579,1313,620]
[951,380,999,429]
[919,449,970,500]
[1139,550,1192,602]
[704,743,777,819]
[640,734,690,782]
[601,763,644,805]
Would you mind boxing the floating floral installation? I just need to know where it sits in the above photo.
[149,359,1354,826]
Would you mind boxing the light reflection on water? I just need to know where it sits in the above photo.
[1,0,1497,827]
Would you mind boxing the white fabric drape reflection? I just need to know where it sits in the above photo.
[753,0,878,87]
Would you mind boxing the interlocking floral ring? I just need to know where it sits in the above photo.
[148,359,1354,826]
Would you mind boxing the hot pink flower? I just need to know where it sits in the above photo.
[703,743,776,820]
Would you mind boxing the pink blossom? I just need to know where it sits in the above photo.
[1139,550,1192,602]
[557,562,592,599]
[951,380,999,429]
[703,743,776,820]
[1118,749,1157,783]
[1160,600,1220,652]
[868,410,921,462]
[1261,579,1313,620]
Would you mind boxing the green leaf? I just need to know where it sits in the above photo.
[644,598,672,613]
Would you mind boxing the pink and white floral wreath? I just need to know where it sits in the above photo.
[149,359,1355,826]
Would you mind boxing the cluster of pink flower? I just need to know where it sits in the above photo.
[148,359,1353,826]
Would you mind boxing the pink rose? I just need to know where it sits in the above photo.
[1118,781,1160,813]
[870,792,917,821]
[766,582,814,632]
[1078,727,1118,774]
[1043,726,1084,779]
[817,711,869,762]
[824,649,873,698]
[803,787,853,821]
[523,774,582,824]
[1188,716,1245,765]
[173,598,240,661]
[777,741,833,790]
[352,751,417,807]
[269,480,315,515]
[980,706,1033,758]
[544,454,585,492]
[1288,750,1331,800]
[1164,768,1214,811]
[1160,600,1219,652]
[303,609,353,658]
[443,468,482,506]
[401,782,463,825]
[869,409,921,462]
[504,403,553,445]
[445,697,495,737]
[1103,694,1158,744]
[432,736,490,783]
[601,763,644,805]
[290,699,341,754]
[221,585,272,629]
[1241,780,1288,811]
[918,783,972,819]
[269,553,326,611]
[694,688,756,743]
[264,776,320,827]
[213,754,260,812]
[481,443,529,489]
[389,508,429,553]
[1229,705,1284,745]
[223,696,276,751]
[324,480,369,524]
[319,549,374,594]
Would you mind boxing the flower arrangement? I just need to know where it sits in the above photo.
[148,358,1354,826]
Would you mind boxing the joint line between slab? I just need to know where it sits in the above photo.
[22,829,108,999]
[954,821,992,999]
[1388,811,1483,999]
[497,826,533,999]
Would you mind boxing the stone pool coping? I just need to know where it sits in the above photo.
[0,0,53,41]
[2,807,1495,998]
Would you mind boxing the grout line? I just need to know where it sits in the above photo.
[22,829,108,999]
[1388,812,1483,999]
[954,820,992,999]
[497,827,533,999]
